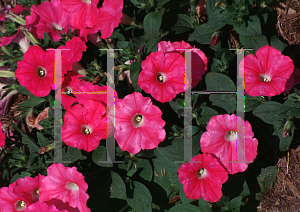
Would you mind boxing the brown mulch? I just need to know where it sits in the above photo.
[258,144,300,212]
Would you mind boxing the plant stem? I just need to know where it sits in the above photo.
[268,96,271,101]
[126,159,133,172]
[119,204,129,212]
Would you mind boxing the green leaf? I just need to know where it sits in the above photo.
[169,99,185,118]
[245,94,266,112]
[37,132,52,147]
[256,166,277,200]
[144,36,161,54]
[17,85,33,96]
[198,198,212,212]
[130,61,142,74]
[10,172,31,184]
[239,181,251,196]
[172,14,195,34]
[92,145,113,167]
[228,196,242,211]
[131,70,142,92]
[239,35,269,53]
[253,101,282,124]
[136,158,153,181]
[270,35,288,52]
[143,12,162,38]
[153,139,182,195]
[22,136,39,154]
[188,23,215,44]
[68,146,86,161]
[206,10,233,32]
[233,15,262,36]
[156,0,170,8]
[287,108,300,119]
[197,106,219,124]
[110,171,127,200]
[132,35,147,49]
[205,72,236,91]
[209,93,237,113]
[0,70,15,78]
[168,204,200,211]
[206,0,222,17]
[18,96,45,108]
[127,181,152,212]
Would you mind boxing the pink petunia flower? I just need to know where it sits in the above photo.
[62,99,109,152]
[60,0,98,29]
[78,0,123,40]
[59,71,85,110]
[15,46,54,97]
[0,186,29,211]
[39,163,90,212]
[200,114,258,174]
[0,5,26,22]
[138,51,187,103]
[177,153,228,202]
[11,174,45,205]
[58,36,87,75]
[157,40,208,89]
[45,199,80,212]
[114,92,166,154]
[284,67,300,93]
[0,28,30,52]
[0,122,5,147]
[239,45,294,96]
[27,201,68,212]
[29,0,72,41]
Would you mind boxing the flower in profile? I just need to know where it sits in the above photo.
[0,122,5,147]
[12,174,45,205]
[27,201,68,212]
[26,107,49,132]
[58,36,87,75]
[15,46,54,97]
[284,67,300,93]
[0,186,28,211]
[29,0,72,41]
[138,51,187,103]
[115,92,166,154]
[39,163,90,212]
[200,114,258,174]
[62,99,109,152]
[239,45,294,96]
[60,0,98,29]
[177,153,228,202]
[157,40,208,89]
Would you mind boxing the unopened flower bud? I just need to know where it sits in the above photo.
[282,117,293,138]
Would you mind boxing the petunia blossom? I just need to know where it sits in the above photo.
[39,163,90,212]
[60,0,98,29]
[62,99,109,152]
[27,201,68,212]
[115,92,166,154]
[157,40,208,88]
[239,45,294,96]
[138,51,187,103]
[177,153,228,202]
[0,122,5,147]
[12,174,45,205]
[0,186,29,211]
[284,67,300,93]
[29,0,72,41]
[15,46,54,97]
[200,114,258,174]
[58,36,87,75]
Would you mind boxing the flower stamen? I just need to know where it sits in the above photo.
[196,168,207,179]
[36,66,46,78]
[156,73,165,83]
[81,125,92,135]
[14,200,26,211]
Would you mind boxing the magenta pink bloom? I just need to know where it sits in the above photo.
[45,199,80,212]
[60,0,98,29]
[157,40,208,88]
[29,0,72,41]
[39,163,90,212]
[138,51,187,103]
[27,201,68,212]
[115,92,166,154]
[200,114,258,174]
[284,67,300,93]
[62,99,109,152]
[15,46,54,97]
[0,122,5,147]
[58,71,85,110]
[12,174,45,205]
[0,186,29,211]
[0,5,26,21]
[239,45,294,96]
[177,153,228,202]
[58,36,87,75]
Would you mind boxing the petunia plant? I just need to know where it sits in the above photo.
[0,0,300,211]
